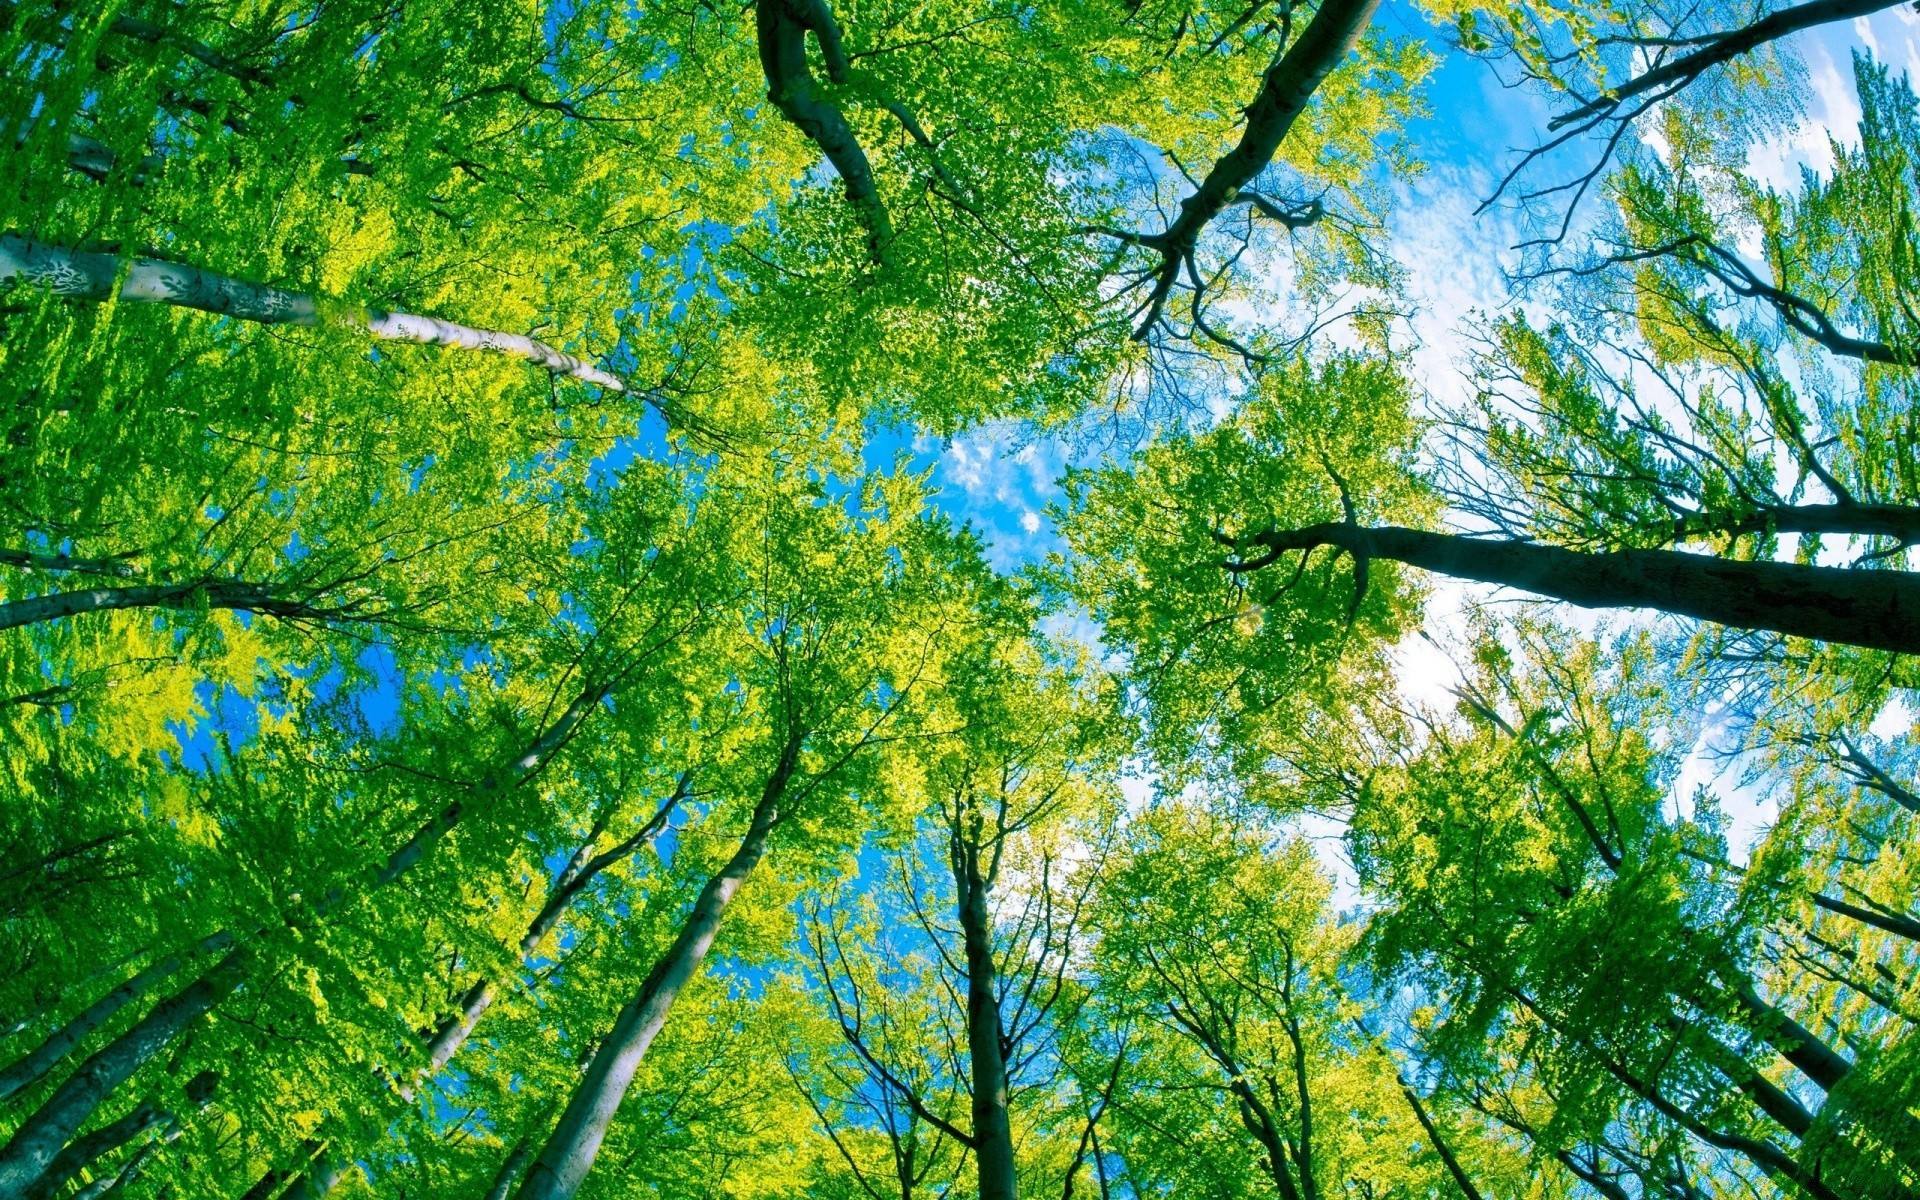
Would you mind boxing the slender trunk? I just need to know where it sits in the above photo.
[1,951,146,1044]
[0,690,604,1199]
[1554,1149,1632,1200]
[1813,892,1920,942]
[1397,1085,1485,1200]
[20,1069,208,1200]
[1729,982,1851,1095]
[239,1139,326,1200]
[1682,501,1920,546]
[415,777,684,1088]
[757,0,891,262]
[0,934,229,1102]
[72,1136,156,1200]
[1549,0,1909,128]
[955,859,1016,1200]
[19,1100,162,1200]
[1574,1025,1841,1200]
[0,578,350,633]
[0,235,623,391]
[0,949,248,1196]
[1730,981,1920,1162]
[515,757,792,1200]
[104,12,273,85]
[289,1150,355,1199]
[484,1135,535,1200]
[0,550,134,578]
[1120,0,1379,332]
[238,1170,288,1200]
[1228,523,1920,654]
[1155,0,1379,257]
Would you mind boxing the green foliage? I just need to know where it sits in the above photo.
[0,3,1913,1200]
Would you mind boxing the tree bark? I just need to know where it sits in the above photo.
[515,752,794,1200]
[484,1135,535,1200]
[0,579,352,633]
[21,1072,210,1200]
[757,0,891,263]
[1548,0,1909,128]
[1729,981,1852,1095]
[0,689,606,1199]
[1115,0,1380,333]
[0,234,624,390]
[1680,501,1920,546]
[1397,1085,1484,1200]
[70,1137,157,1200]
[1813,892,1920,942]
[18,1100,163,1200]
[0,948,248,1198]
[1226,523,1920,654]
[415,782,683,1087]
[288,1150,355,1200]
[0,933,229,1103]
[954,847,1016,1200]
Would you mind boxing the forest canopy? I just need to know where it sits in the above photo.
[2,1,1917,1199]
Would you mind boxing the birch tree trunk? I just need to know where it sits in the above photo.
[0,235,624,390]
[0,933,230,1102]
[515,753,794,1200]
[0,947,249,1199]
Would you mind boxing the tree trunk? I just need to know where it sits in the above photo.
[18,1099,163,1200]
[0,689,605,1199]
[1813,892,1920,942]
[288,1150,355,1200]
[413,777,684,1091]
[71,1136,157,1200]
[0,235,623,390]
[515,754,793,1200]
[1229,523,1920,654]
[0,949,248,1197]
[1549,0,1909,128]
[0,579,349,633]
[1730,982,1852,1095]
[955,858,1016,1200]
[484,1135,535,1200]
[0,934,229,1102]
[757,0,891,263]
[19,1069,210,1200]
[1117,0,1380,332]
[1397,1085,1484,1200]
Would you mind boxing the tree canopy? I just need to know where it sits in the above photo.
[2,1,1917,1198]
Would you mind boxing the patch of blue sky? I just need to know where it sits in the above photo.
[347,641,405,739]
[167,679,262,772]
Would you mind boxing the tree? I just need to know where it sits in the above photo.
[792,632,1120,1200]
[1089,802,1492,1200]
[1352,622,1920,1199]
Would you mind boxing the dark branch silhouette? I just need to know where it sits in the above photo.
[1218,521,1920,654]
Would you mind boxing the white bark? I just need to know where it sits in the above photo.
[0,235,624,390]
